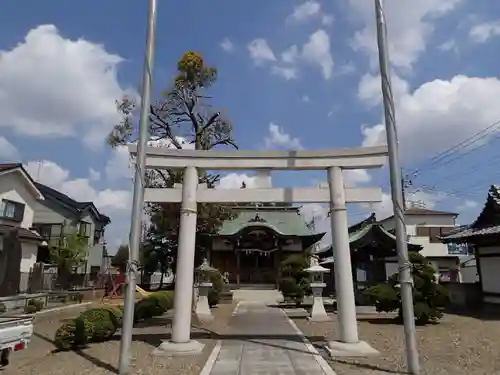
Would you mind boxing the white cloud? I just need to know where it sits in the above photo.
[0,24,133,149]
[217,173,260,189]
[271,66,298,80]
[89,168,101,182]
[287,1,333,27]
[438,39,458,52]
[469,20,500,43]
[302,95,310,103]
[281,45,299,64]
[247,29,333,80]
[105,136,194,181]
[288,1,321,23]
[322,14,334,26]
[348,0,461,71]
[220,38,235,52]
[302,29,333,79]
[360,75,500,161]
[24,160,131,212]
[343,169,372,188]
[0,137,19,160]
[265,123,303,149]
[247,39,276,65]
[357,71,409,108]
[456,199,478,212]
[366,190,445,220]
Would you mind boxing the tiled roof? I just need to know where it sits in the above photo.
[0,225,42,241]
[35,182,110,224]
[379,207,458,222]
[0,163,22,172]
[217,206,323,237]
[317,214,422,261]
[440,185,500,243]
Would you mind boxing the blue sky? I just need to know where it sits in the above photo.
[1,0,500,250]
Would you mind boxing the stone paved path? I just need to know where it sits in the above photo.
[209,302,334,375]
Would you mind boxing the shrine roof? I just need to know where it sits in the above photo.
[216,205,324,238]
[440,185,500,243]
[316,213,422,261]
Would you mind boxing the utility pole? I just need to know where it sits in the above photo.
[374,1,420,374]
[401,172,412,210]
[118,0,158,374]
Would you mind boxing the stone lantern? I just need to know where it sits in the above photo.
[305,260,330,322]
[194,259,215,322]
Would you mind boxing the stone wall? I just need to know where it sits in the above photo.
[446,282,482,309]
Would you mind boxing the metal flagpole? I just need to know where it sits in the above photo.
[118,0,158,373]
[373,0,420,374]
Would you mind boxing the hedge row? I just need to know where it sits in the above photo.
[54,291,174,351]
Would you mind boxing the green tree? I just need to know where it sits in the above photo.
[111,244,129,272]
[108,51,237,271]
[363,252,449,325]
[50,229,88,289]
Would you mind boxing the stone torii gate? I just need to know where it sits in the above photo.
[129,144,388,357]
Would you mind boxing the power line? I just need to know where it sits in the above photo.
[408,119,500,178]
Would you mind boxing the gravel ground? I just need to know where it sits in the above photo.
[3,302,236,375]
[293,310,500,375]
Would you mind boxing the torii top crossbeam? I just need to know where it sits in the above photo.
[128,145,388,170]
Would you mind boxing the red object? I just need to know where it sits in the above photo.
[98,268,127,302]
[14,343,25,351]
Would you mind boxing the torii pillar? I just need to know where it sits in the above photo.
[325,166,379,357]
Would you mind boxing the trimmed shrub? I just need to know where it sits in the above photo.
[203,269,224,307]
[208,288,219,307]
[73,316,94,346]
[54,323,77,350]
[28,299,44,311]
[79,308,116,341]
[101,306,124,329]
[24,305,38,314]
[0,302,6,314]
[150,291,174,311]
[363,252,450,325]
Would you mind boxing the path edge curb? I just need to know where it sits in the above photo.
[281,308,337,375]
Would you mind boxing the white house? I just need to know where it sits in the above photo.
[0,163,44,277]
[378,207,475,282]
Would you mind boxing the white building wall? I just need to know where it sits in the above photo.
[0,172,37,229]
[20,242,38,273]
[478,246,500,304]
[380,214,456,258]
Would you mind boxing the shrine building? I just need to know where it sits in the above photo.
[201,205,325,287]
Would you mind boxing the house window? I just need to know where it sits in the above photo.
[79,222,91,237]
[33,224,63,239]
[0,199,25,222]
[93,229,103,245]
[415,226,454,243]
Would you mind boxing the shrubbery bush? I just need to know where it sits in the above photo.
[278,254,311,305]
[204,269,224,307]
[28,299,44,311]
[54,291,175,351]
[363,252,449,325]
[24,299,44,314]
[24,305,38,314]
